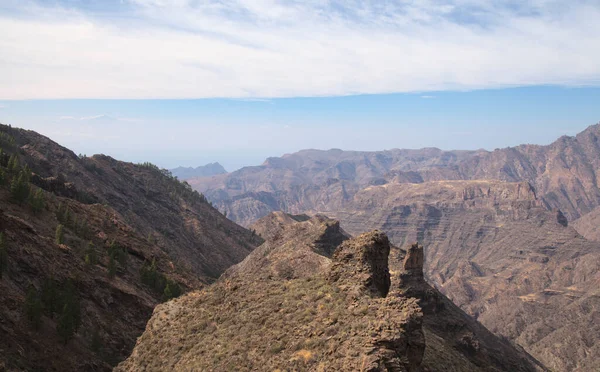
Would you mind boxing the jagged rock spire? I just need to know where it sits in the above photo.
[403,242,424,276]
[328,230,391,298]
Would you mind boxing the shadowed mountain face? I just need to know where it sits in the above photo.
[0,124,262,371]
[117,215,543,372]
[169,162,227,180]
[187,123,600,371]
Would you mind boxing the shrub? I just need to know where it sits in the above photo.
[55,224,64,245]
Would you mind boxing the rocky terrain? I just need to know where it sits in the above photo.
[169,162,227,180]
[118,214,543,371]
[186,123,600,371]
[325,180,600,372]
[0,124,262,371]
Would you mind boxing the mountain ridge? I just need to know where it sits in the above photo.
[169,162,227,180]
[117,214,544,372]
[0,124,261,370]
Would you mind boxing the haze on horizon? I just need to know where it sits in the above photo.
[1,1,599,171]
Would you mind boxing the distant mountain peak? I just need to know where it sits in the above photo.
[169,162,227,180]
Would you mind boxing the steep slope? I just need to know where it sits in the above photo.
[0,124,262,371]
[169,162,226,180]
[117,215,543,372]
[323,180,600,372]
[190,123,600,224]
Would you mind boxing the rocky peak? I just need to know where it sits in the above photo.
[403,242,424,276]
[327,230,391,298]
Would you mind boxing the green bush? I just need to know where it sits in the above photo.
[55,224,64,245]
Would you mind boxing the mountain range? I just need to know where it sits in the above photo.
[1,121,599,371]
[187,123,600,371]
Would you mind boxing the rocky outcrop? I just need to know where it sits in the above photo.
[118,215,543,372]
[328,231,391,298]
[224,214,348,281]
[328,181,600,371]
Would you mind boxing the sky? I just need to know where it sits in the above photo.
[1,1,599,171]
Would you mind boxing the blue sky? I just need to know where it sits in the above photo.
[1,1,599,170]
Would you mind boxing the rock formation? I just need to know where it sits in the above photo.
[192,157,600,371]
[328,231,391,298]
[117,214,543,372]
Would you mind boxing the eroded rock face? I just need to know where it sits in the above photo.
[328,230,391,298]
[117,229,424,372]
[118,219,543,372]
[403,243,424,274]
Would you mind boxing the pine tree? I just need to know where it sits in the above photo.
[163,282,173,301]
[55,224,64,245]
[41,278,59,316]
[25,285,42,330]
[63,207,71,227]
[85,242,97,266]
[78,219,90,240]
[0,232,7,279]
[30,188,45,214]
[57,303,76,344]
[108,254,117,278]
[10,171,29,205]
[21,164,31,183]
[7,153,19,173]
[0,168,6,186]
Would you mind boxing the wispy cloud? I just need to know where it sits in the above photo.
[421,95,435,99]
[1,1,599,99]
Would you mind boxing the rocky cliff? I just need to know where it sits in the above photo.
[325,180,600,372]
[0,124,262,371]
[117,215,543,372]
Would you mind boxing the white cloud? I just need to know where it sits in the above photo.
[0,1,599,99]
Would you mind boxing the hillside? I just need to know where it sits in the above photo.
[117,215,543,372]
[0,124,262,370]
[186,124,600,371]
